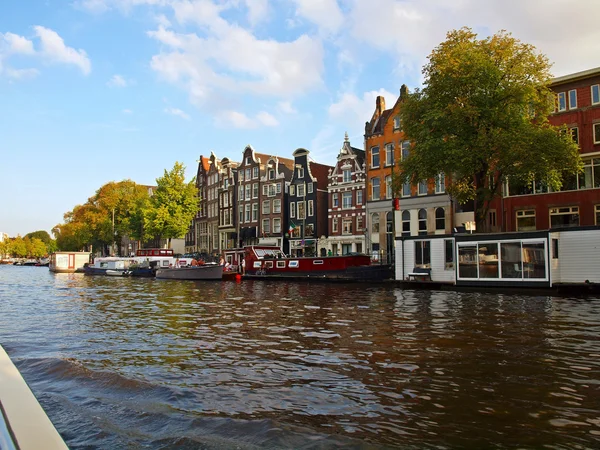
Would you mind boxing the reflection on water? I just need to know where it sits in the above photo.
[1,266,600,449]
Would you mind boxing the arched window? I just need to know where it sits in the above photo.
[435,207,445,231]
[402,210,411,236]
[418,208,427,235]
[371,213,380,233]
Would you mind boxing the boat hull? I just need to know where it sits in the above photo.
[245,264,392,281]
[84,267,128,276]
[155,265,223,280]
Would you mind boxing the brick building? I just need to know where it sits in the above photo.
[325,133,367,256]
[487,67,600,231]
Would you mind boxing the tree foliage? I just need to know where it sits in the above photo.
[395,28,582,230]
[143,162,199,247]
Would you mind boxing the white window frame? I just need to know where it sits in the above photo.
[307,183,313,194]
[262,185,268,196]
[262,218,270,233]
[356,190,363,205]
[592,84,600,105]
[401,141,410,160]
[252,166,259,179]
[297,201,306,220]
[252,203,258,221]
[273,218,281,233]
[276,183,281,194]
[297,184,305,197]
[332,217,338,233]
[418,180,428,196]
[549,206,579,228]
[371,146,380,168]
[342,191,352,209]
[245,185,251,201]
[290,185,295,196]
[385,175,392,199]
[557,92,566,112]
[435,173,445,194]
[568,89,577,109]
[385,143,394,167]
[393,115,401,131]
[308,200,314,217]
[297,167,304,178]
[342,218,353,234]
[262,200,270,215]
[332,193,339,208]
[371,177,380,201]
[516,209,536,231]
[244,204,251,222]
[343,169,351,183]
[357,215,363,231]
[273,199,281,213]
[252,183,259,199]
[290,202,296,218]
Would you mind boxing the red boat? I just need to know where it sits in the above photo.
[243,246,392,281]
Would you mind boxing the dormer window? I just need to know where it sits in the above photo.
[268,168,275,180]
[393,115,401,131]
[246,156,252,165]
[297,167,304,178]
[343,169,351,183]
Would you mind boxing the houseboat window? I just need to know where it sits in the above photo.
[444,239,454,268]
[276,261,286,268]
[522,242,546,279]
[478,243,499,279]
[253,261,262,268]
[265,261,274,268]
[402,210,410,236]
[550,206,579,228]
[552,238,559,259]
[288,261,299,268]
[415,240,431,267]
[162,260,170,267]
[313,260,324,265]
[516,210,536,231]
[418,209,427,235]
[435,207,445,231]
[500,242,522,278]
[458,245,478,278]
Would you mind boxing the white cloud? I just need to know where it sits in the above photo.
[107,74,127,87]
[146,0,324,118]
[278,101,297,114]
[291,0,344,35]
[164,107,191,120]
[2,32,35,55]
[329,88,397,128]
[122,108,133,114]
[33,26,91,75]
[216,110,279,129]
[4,67,40,80]
[243,0,270,26]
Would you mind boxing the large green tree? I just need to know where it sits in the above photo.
[143,162,199,248]
[396,28,581,231]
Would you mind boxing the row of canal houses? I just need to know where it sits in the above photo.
[186,67,600,287]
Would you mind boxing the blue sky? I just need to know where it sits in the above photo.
[2,0,599,237]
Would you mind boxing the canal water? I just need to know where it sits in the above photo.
[1,266,599,449]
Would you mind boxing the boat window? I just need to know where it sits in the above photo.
[253,261,262,268]
[277,261,286,268]
[265,261,273,268]
[313,260,324,265]
[162,260,170,267]
[288,261,299,268]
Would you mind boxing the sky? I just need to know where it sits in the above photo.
[2,0,600,237]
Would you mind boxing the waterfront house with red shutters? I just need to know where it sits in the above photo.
[487,67,600,232]
[258,155,294,252]
[287,148,333,257]
[190,155,210,254]
[218,157,239,254]
[325,133,367,256]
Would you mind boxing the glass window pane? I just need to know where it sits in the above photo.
[458,245,477,278]
[500,242,522,278]
[522,243,546,279]
[479,243,499,279]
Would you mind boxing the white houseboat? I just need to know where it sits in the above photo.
[48,252,90,273]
